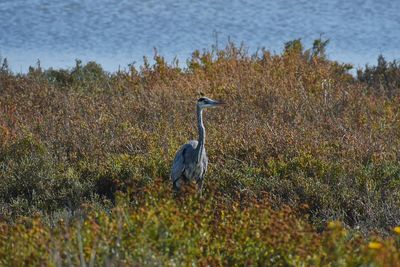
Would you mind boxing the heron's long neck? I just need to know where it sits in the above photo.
[196,106,205,163]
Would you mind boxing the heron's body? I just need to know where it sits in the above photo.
[170,97,223,194]
[171,140,208,190]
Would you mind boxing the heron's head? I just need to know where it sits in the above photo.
[197,97,224,109]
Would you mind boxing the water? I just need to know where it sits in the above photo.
[0,0,399,72]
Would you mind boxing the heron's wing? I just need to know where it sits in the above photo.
[171,141,199,182]
[171,143,191,182]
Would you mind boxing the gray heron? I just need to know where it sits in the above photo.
[170,96,224,194]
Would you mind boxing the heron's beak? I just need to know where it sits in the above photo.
[211,100,225,107]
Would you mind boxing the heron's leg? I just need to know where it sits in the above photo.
[196,178,204,196]
[173,178,181,192]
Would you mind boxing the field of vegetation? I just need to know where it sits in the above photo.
[1,39,400,265]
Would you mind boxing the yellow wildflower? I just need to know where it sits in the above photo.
[255,231,260,239]
[393,226,400,234]
[327,221,341,230]
[368,242,382,250]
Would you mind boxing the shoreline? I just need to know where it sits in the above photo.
[1,44,399,74]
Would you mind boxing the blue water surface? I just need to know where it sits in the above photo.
[0,0,399,72]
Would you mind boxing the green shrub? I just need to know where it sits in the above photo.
[0,135,95,220]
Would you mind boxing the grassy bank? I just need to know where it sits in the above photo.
[1,40,400,265]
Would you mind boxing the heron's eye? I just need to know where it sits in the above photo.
[198,97,206,102]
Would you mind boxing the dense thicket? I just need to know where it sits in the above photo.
[1,40,400,265]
